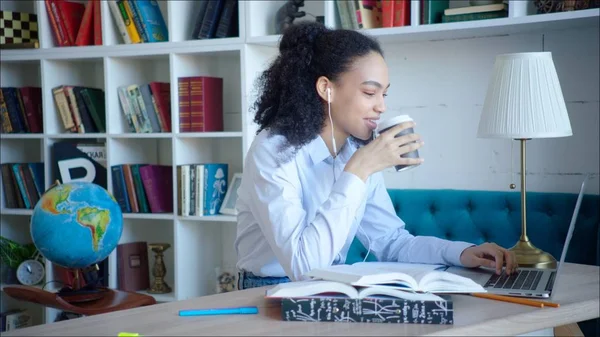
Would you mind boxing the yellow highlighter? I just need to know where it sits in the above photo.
[118,333,140,337]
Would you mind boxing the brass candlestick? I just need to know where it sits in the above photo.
[148,243,172,294]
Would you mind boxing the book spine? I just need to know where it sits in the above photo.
[139,84,161,132]
[117,86,138,132]
[203,77,223,132]
[111,165,131,212]
[75,0,94,46]
[64,86,84,133]
[122,164,139,212]
[203,163,227,215]
[45,0,69,46]
[178,77,191,132]
[52,86,77,132]
[93,0,103,45]
[149,82,171,132]
[27,163,45,198]
[214,0,237,38]
[73,87,98,133]
[393,0,410,26]
[127,85,152,133]
[127,0,149,42]
[131,164,150,213]
[140,165,172,213]
[441,10,508,23]
[281,296,454,324]
[108,0,133,44]
[0,90,13,133]
[3,88,25,133]
[189,77,204,132]
[134,0,168,42]
[19,87,42,133]
[14,88,31,132]
[198,0,225,39]
[56,0,86,46]
[1,164,18,208]
[11,164,30,209]
[117,0,142,43]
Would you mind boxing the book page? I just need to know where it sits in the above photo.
[419,270,486,293]
[265,280,359,298]
[350,262,447,288]
[304,264,419,290]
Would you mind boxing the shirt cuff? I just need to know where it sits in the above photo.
[332,171,366,207]
[445,241,476,266]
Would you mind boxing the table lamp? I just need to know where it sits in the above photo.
[477,52,572,269]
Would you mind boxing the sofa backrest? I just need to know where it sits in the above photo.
[347,189,600,267]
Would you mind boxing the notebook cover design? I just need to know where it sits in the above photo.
[281,295,453,324]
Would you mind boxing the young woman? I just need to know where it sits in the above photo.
[234,22,517,290]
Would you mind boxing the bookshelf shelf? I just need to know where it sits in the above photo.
[0,209,34,216]
[123,213,174,220]
[1,0,598,329]
[176,215,237,223]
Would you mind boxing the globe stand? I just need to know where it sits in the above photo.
[57,264,107,303]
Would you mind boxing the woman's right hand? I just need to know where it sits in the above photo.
[344,122,424,182]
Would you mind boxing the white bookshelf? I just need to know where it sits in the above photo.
[0,0,598,327]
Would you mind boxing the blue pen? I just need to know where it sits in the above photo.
[178,306,259,316]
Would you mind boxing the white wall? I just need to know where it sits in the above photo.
[379,27,599,195]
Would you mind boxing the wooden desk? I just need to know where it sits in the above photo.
[4,263,599,336]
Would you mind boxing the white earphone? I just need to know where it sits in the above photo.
[327,87,337,156]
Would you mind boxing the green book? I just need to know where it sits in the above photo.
[422,0,450,24]
[442,10,508,23]
[80,87,106,133]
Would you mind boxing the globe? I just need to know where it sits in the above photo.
[30,181,123,269]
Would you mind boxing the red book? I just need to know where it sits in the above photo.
[19,87,43,133]
[117,241,150,292]
[178,78,191,132]
[75,0,94,46]
[45,0,69,46]
[393,0,410,26]
[93,0,102,45]
[149,82,172,133]
[382,0,394,27]
[55,0,86,46]
[140,165,173,213]
[189,76,223,132]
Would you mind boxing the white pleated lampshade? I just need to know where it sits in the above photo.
[477,52,573,139]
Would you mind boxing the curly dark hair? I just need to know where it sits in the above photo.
[252,21,384,152]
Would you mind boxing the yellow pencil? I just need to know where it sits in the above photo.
[472,293,559,308]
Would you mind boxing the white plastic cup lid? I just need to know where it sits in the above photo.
[376,115,413,133]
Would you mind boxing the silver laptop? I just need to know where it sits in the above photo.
[446,175,588,299]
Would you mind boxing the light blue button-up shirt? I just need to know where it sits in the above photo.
[234,129,474,281]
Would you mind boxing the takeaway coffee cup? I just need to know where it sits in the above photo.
[376,115,421,172]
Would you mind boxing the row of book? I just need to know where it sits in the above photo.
[52,85,106,133]
[177,163,228,217]
[336,0,410,29]
[336,0,509,29]
[191,0,239,40]
[45,0,102,47]
[1,163,45,210]
[108,0,168,44]
[118,82,171,133]
[0,87,43,134]
[178,76,223,133]
[111,164,173,214]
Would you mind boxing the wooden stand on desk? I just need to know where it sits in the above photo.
[3,285,156,316]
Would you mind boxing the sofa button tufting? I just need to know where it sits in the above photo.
[430,204,437,214]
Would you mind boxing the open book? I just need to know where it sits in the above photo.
[266,279,447,302]
[302,262,486,294]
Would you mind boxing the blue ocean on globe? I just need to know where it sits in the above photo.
[30,181,123,269]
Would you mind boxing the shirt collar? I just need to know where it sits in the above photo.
[307,135,357,166]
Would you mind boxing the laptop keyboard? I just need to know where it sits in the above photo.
[484,270,543,291]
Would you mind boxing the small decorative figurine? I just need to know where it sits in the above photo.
[275,0,306,34]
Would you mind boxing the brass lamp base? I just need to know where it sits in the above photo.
[510,240,557,269]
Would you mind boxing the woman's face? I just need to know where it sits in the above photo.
[331,51,389,141]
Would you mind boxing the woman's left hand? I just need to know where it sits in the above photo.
[459,242,518,275]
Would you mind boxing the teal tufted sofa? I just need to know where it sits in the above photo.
[346,189,600,336]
